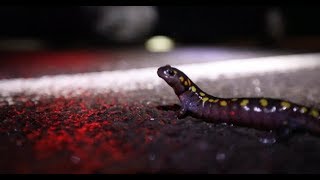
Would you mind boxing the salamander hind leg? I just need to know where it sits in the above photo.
[257,128,293,145]
[257,118,294,145]
[274,127,294,143]
[259,117,303,144]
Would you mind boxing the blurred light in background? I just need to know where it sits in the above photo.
[145,35,175,52]
[94,6,158,43]
[265,7,285,42]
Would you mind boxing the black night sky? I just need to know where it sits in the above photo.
[0,6,319,47]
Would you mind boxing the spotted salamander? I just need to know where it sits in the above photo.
[157,65,320,139]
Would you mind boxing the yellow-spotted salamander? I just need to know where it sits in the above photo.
[157,65,320,140]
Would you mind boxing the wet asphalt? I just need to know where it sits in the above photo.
[1,47,320,173]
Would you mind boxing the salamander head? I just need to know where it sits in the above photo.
[157,65,189,95]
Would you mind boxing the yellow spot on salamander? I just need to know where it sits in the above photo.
[174,70,177,74]
[259,99,268,107]
[300,107,308,114]
[187,79,191,86]
[310,109,319,118]
[281,101,291,109]
[191,86,196,92]
[202,97,209,102]
[184,81,188,86]
[213,99,219,103]
[179,76,184,82]
[231,98,237,101]
[200,92,205,96]
[220,100,227,106]
[240,99,249,107]
[202,97,209,107]
[209,99,214,102]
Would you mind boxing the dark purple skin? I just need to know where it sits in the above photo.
[157,65,320,138]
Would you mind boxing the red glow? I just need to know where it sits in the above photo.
[0,50,114,79]
[0,92,160,173]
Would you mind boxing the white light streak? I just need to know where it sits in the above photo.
[0,53,320,97]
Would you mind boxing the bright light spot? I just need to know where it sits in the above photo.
[253,107,262,112]
[145,35,175,52]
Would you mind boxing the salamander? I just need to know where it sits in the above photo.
[157,64,320,140]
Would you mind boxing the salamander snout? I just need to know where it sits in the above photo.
[157,65,173,79]
[157,67,164,78]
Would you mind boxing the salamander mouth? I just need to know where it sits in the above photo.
[157,67,167,79]
[157,65,173,80]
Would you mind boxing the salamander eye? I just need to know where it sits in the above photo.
[167,69,175,76]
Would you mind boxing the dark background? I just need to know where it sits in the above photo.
[2,7,320,174]
[0,6,320,49]
[1,6,320,79]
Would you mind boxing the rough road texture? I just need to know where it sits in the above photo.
[1,67,320,174]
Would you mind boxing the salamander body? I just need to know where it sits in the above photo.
[157,65,320,137]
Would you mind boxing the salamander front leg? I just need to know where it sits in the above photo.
[177,105,188,119]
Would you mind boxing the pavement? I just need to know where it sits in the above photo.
[1,47,320,173]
